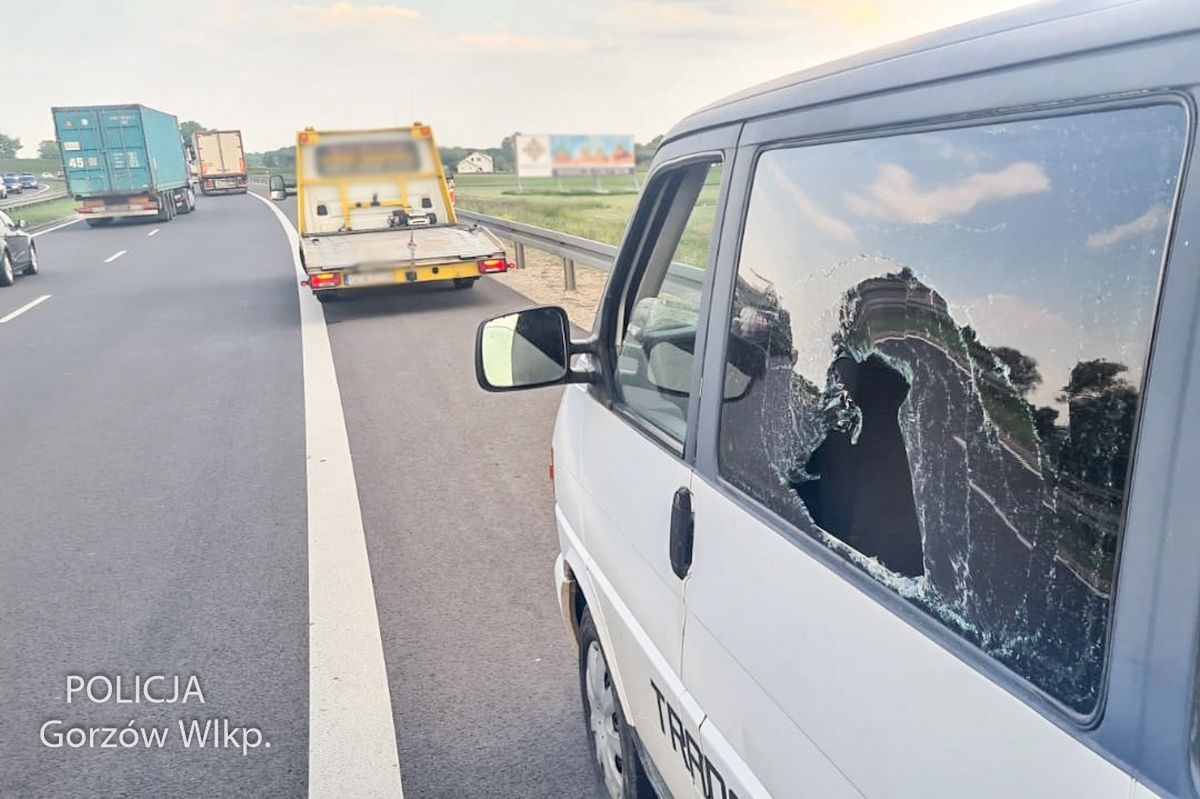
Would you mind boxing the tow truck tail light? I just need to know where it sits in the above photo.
[310,272,343,290]
[478,258,508,274]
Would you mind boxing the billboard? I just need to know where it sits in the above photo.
[515,134,636,178]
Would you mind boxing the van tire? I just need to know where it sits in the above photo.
[578,608,655,799]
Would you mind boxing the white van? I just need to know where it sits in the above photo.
[476,2,1200,796]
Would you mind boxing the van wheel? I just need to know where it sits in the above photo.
[579,609,655,799]
[0,252,14,287]
[452,277,478,289]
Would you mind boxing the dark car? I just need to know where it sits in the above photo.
[0,210,38,286]
[3,174,22,194]
[18,173,37,189]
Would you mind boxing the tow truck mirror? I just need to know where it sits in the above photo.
[476,306,571,391]
[268,175,287,201]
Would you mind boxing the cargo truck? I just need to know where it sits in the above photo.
[52,104,196,227]
[193,129,248,195]
[270,124,509,302]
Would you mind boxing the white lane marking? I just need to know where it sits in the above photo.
[147,228,160,237]
[0,294,52,324]
[248,192,404,799]
[31,217,82,238]
[104,250,127,264]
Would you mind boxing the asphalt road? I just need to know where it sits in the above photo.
[0,193,600,797]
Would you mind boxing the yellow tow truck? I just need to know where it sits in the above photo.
[269,123,509,301]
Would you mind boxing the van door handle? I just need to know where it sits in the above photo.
[669,487,694,580]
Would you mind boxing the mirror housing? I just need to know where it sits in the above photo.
[268,174,287,202]
[17,219,27,229]
[475,306,589,391]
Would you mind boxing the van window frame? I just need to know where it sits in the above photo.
[591,143,736,463]
[691,93,1192,737]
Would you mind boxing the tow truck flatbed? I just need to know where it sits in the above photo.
[302,225,504,274]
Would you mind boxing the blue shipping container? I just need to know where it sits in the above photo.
[52,105,189,198]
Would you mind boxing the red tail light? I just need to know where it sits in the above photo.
[204,179,214,189]
[310,273,343,289]
[478,258,508,274]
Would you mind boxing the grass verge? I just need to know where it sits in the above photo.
[10,197,78,228]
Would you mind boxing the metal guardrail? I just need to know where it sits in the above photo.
[456,208,704,299]
[2,189,68,211]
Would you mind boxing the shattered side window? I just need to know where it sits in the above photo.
[718,104,1186,713]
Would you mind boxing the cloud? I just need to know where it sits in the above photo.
[453,31,589,54]
[1087,204,1168,249]
[286,2,420,26]
[844,161,1050,224]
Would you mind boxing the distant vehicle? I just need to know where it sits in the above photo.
[0,181,7,200]
[193,129,248,194]
[19,174,37,189]
[52,104,196,227]
[475,2,1200,798]
[0,209,39,286]
[39,171,54,179]
[270,123,508,301]
[3,174,22,194]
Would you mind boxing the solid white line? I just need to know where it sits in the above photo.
[147,228,160,237]
[104,249,127,264]
[0,294,52,324]
[31,217,82,238]
[248,191,404,799]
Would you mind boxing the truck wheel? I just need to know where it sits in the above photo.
[156,193,172,222]
[453,277,478,290]
[315,291,340,303]
[178,187,195,214]
[0,252,14,287]
[578,608,655,799]
[23,244,38,276]
[85,218,113,228]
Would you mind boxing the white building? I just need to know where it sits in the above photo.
[455,151,494,174]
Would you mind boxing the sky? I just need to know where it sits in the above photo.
[3,0,1034,156]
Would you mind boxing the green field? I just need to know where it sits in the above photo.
[454,169,721,266]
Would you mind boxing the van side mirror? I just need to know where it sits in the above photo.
[269,174,287,201]
[476,306,573,391]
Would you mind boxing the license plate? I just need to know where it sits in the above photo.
[342,271,394,287]
[215,178,236,188]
